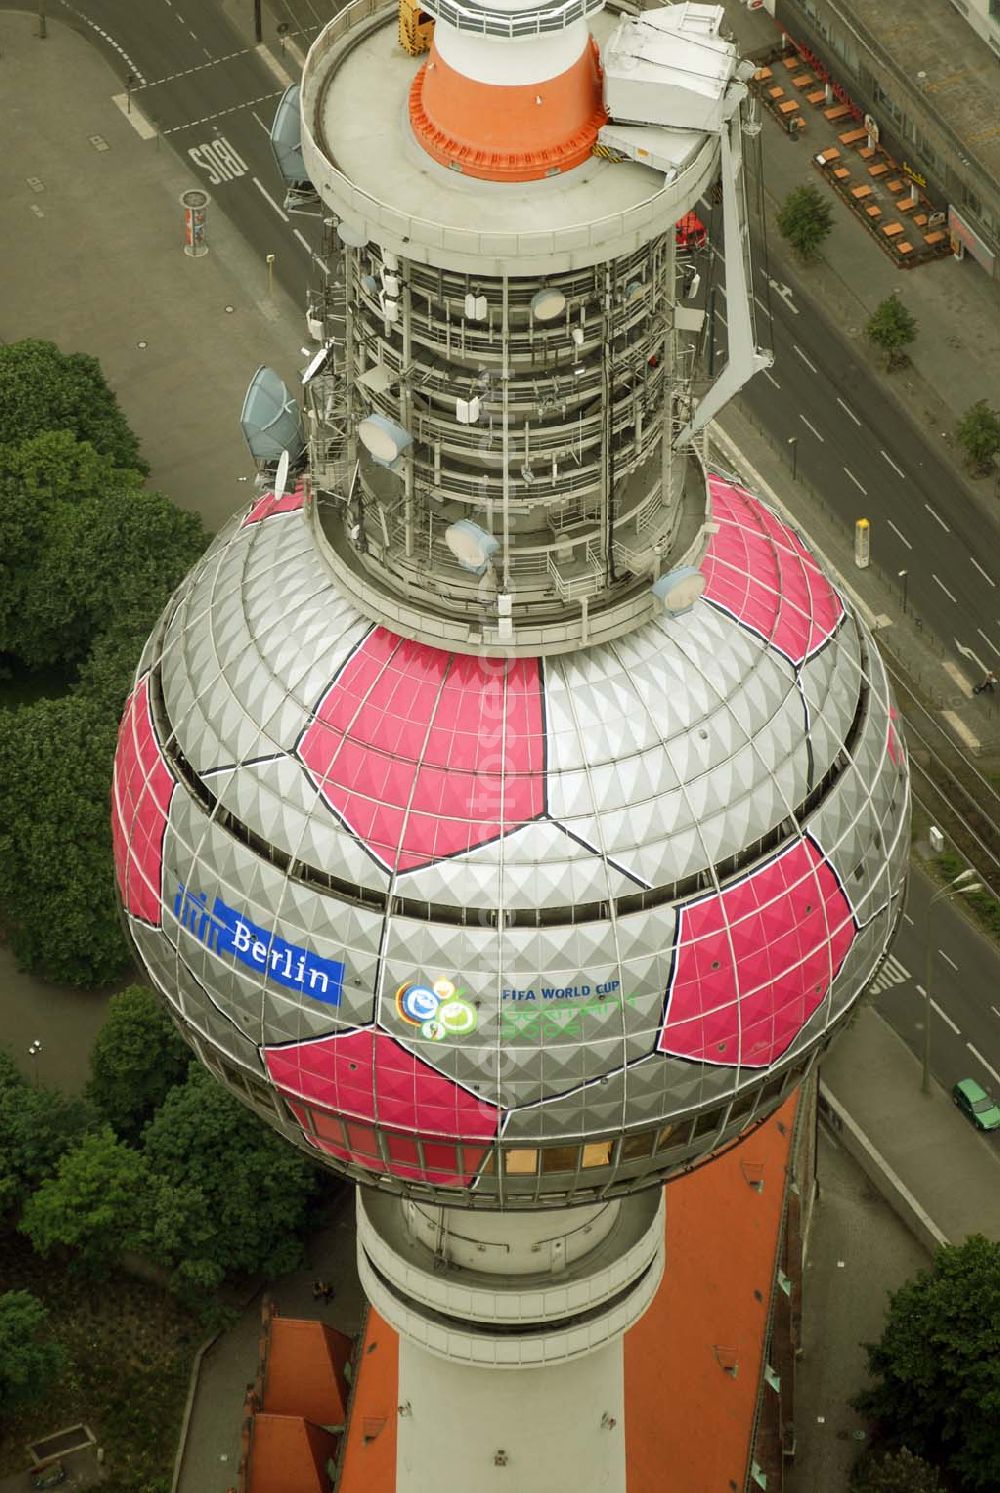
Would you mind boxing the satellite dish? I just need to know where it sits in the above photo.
[302,343,333,385]
[358,413,412,465]
[240,366,306,463]
[274,448,291,503]
[337,220,368,248]
[530,287,566,322]
[269,84,310,186]
[445,520,499,574]
[651,565,706,616]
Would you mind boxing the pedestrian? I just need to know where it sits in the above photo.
[322,1282,335,1304]
[973,670,997,695]
[312,1279,324,1301]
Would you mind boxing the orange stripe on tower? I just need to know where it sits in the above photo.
[409,37,607,182]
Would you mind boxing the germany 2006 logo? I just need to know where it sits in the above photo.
[395,977,478,1041]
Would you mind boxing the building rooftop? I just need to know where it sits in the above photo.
[261,1316,352,1427]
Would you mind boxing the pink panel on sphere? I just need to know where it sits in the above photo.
[242,482,306,526]
[702,476,844,665]
[887,705,902,767]
[297,628,546,871]
[111,675,175,926]
[265,1028,499,1185]
[659,838,855,1067]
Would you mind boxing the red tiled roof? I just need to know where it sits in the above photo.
[262,1317,352,1427]
[335,1309,398,1493]
[246,1414,339,1493]
[624,1095,799,1492]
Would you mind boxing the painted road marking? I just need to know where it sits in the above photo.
[887,519,912,550]
[293,227,313,254]
[881,450,905,478]
[255,40,294,86]
[762,368,781,389]
[800,414,824,440]
[942,661,973,696]
[940,951,958,972]
[868,952,911,994]
[836,396,862,426]
[967,1043,1000,1086]
[971,557,996,586]
[112,94,157,138]
[188,136,249,184]
[163,92,282,135]
[978,629,1000,660]
[753,294,769,315]
[925,503,950,533]
[253,175,289,221]
[903,913,914,925]
[715,307,728,327]
[844,467,866,493]
[793,344,817,371]
[58,1,146,84]
[991,1005,1000,1019]
[940,708,980,751]
[933,574,957,603]
[931,999,960,1033]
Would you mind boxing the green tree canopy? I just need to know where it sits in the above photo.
[87,986,192,1142]
[139,1067,317,1292]
[0,1048,95,1216]
[0,690,127,985]
[852,1447,943,1492]
[0,1290,67,1414]
[954,399,1000,476]
[19,1125,147,1277]
[857,1235,1000,1491]
[0,339,146,471]
[776,184,834,261]
[866,295,917,370]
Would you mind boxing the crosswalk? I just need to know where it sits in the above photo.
[867,952,912,996]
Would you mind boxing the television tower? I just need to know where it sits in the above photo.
[112,2,909,1487]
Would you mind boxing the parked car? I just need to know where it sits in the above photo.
[30,1463,65,1489]
[952,1077,1000,1132]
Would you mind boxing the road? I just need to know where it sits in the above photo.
[869,863,1000,1118]
[705,232,1000,686]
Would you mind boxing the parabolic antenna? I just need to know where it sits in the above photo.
[445,519,500,574]
[530,287,567,321]
[337,220,369,248]
[358,413,413,464]
[651,565,706,616]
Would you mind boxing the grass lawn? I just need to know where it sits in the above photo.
[0,1226,197,1492]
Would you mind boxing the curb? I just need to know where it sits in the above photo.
[818,1082,949,1255]
[170,1329,222,1493]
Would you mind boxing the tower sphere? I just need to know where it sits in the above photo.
[112,0,909,1212]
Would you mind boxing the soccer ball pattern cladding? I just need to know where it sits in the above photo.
[112,473,909,1205]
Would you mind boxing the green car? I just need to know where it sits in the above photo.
[952,1078,1000,1132]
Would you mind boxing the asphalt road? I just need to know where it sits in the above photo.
[11,0,1000,1100]
[707,234,1000,684]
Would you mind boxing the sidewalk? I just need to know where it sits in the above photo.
[722,0,1000,533]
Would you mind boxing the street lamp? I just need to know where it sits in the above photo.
[28,1039,42,1085]
[898,569,908,612]
[921,869,982,1094]
[787,435,798,482]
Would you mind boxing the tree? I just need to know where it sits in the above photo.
[0,1290,67,1413]
[866,295,917,370]
[139,1067,317,1292]
[0,690,128,985]
[19,1126,147,1277]
[954,399,1000,476]
[852,1447,943,1492]
[0,1049,95,1215]
[0,339,146,471]
[856,1235,1000,1491]
[776,184,834,261]
[87,986,192,1142]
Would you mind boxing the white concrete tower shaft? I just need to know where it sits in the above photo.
[357,1189,665,1492]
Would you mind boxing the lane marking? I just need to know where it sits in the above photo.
[924,503,950,533]
[940,708,980,750]
[141,46,254,89]
[931,998,960,1033]
[932,573,957,603]
[162,92,282,136]
[799,414,824,441]
[991,1005,1000,1019]
[111,94,157,138]
[836,396,862,426]
[844,466,866,493]
[977,628,1000,661]
[56,0,147,84]
[762,368,781,389]
[253,175,289,221]
[793,344,817,372]
[753,294,769,315]
[903,913,914,925]
[887,518,912,549]
[255,40,294,86]
[942,661,973,696]
[715,307,728,326]
[940,951,958,971]
[967,1043,1000,1086]
[868,952,911,994]
[881,449,905,477]
[971,557,996,587]
[293,227,313,253]
[251,110,272,136]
